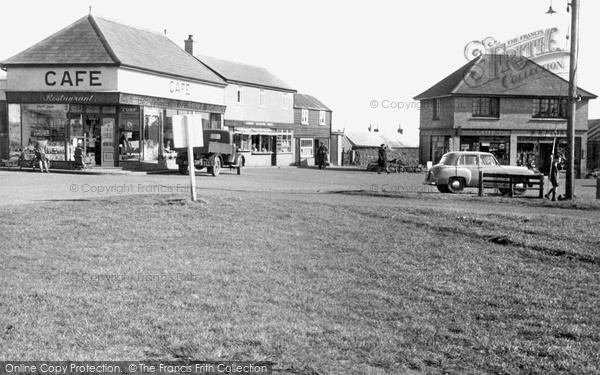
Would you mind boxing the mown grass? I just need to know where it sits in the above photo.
[1,192,599,374]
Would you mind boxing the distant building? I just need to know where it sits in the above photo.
[187,42,296,167]
[413,54,597,176]
[293,93,332,166]
[342,130,418,167]
[588,119,600,173]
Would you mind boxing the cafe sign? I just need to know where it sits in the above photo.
[7,67,118,91]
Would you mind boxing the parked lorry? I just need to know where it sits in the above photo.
[175,129,243,176]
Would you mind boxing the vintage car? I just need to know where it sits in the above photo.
[174,129,243,177]
[424,151,535,193]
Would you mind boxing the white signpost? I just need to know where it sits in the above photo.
[172,115,204,201]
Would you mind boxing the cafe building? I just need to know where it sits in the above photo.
[0,15,226,170]
[414,54,596,176]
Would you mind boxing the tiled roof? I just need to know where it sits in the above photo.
[196,55,295,92]
[414,54,597,100]
[589,119,600,141]
[345,130,407,149]
[1,16,114,65]
[294,93,331,111]
[1,15,225,85]
[93,17,224,84]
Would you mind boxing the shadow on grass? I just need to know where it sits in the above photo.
[330,189,600,211]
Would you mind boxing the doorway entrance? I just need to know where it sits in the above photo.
[84,114,116,167]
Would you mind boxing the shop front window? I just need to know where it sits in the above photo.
[143,108,161,161]
[277,130,292,153]
[210,113,222,129]
[300,138,314,158]
[21,104,69,161]
[8,104,21,155]
[251,134,272,152]
[431,135,449,164]
[234,133,252,151]
[119,106,141,161]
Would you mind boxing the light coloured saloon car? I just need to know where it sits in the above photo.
[425,151,535,193]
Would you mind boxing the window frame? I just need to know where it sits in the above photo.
[300,138,314,158]
[282,94,290,110]
[236,85,244,105]
[432,99,441,120]
[259,89,266,108]
[532,98,568,118]
[472,97,500,118]
[301,109,309,125]
[319,111,326,126]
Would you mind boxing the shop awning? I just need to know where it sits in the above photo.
[233,127,278,135]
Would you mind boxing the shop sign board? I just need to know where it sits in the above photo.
[7,67,118,91]
[118,68,225,106]
[172,115,204,148]
[172,115,204,202]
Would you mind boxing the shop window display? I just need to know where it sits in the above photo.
[277,130,292,153]
[251,134,272,152]
[119,107,141,161]
[143,108,161,161]
[234,134,252,151]
[20,104,69,161]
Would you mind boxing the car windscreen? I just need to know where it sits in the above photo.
[480,154,499,166]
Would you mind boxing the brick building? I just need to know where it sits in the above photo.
[414,54,596,176]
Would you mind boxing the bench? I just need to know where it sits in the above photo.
[477,171,545,198]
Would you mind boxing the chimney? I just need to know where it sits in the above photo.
[184,35,194,55]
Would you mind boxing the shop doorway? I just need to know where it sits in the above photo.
[271,136,277,166]
[85,114,101,166]
[84,114,116,167]
[101,117,115,166]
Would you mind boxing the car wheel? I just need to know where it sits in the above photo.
[447,177,465,193]
[437,185,450,193]
[211,157,221,177]
[178,165,188,175]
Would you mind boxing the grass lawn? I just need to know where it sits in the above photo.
[1,191,599,374]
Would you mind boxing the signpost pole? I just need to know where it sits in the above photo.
[186,116,197,202]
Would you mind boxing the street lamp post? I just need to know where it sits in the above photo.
[565,0,580,199]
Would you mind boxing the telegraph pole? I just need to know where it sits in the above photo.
[565,0,580,199]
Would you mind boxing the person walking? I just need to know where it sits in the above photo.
[34,138,50,173]
[545,155,561,201]
[317,143,328,170]
[377,144,389,174]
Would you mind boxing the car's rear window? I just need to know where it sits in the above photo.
[439,154,454,165]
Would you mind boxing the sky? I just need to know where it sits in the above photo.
[1,0,599,147]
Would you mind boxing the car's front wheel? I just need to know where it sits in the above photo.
[437,185,450,193]
[210,157,221,177]
[447,177,465,193]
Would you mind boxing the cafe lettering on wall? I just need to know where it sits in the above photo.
[44,70,102,87]
[169,80,190,96]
